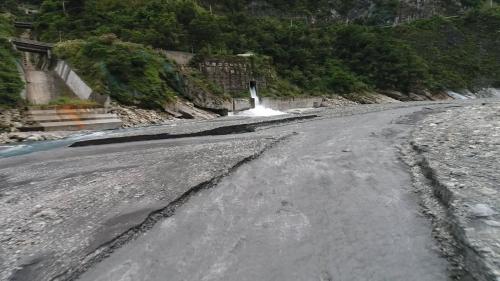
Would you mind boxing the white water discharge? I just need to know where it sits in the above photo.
[237,86,284,117]
[0,131,110,159]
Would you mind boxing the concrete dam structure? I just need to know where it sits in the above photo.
[10,33,122,131]
[196,56,323,114]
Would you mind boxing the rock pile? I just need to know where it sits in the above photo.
[0,109,25,133]
[342,92,401,104]
[0,132,70,144]
[108,103,175,128]
[321,95,358,107]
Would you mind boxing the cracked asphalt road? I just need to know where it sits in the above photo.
[78,105,451,281]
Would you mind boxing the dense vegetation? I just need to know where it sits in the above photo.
[2,0,498,110]
[395,9,500,90]
[0,13,24,109]
[198,0,493,25]
[34,0,500,98]
[54,35,181,109]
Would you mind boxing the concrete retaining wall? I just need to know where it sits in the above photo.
[54,60,110,106]
[232,98,252,112]
[15,62,26,100]
[228,96,322,113]
[25,70,58,105]
[260,97,323,111]
[54,60,92,100]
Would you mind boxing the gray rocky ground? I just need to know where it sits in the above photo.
[77,104,450,281]
[404,102,500,281]
[0,99,498,281]
[0,133,286,280]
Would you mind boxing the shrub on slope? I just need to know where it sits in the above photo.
[0,14,23,109]
[54,35,180,109]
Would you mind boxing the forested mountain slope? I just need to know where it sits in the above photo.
[200,0,495,24]
[35,1,500,92]
[2,0,500,109]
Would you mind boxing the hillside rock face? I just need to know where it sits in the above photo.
[181,78,232,115]
[341,0,465,23]
[205,0,468,24]
[396,0,462,21]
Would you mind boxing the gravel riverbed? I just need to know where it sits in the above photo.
[408,101,500,281]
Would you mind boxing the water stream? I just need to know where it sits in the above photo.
[237,86,284,117]
[0,131,110,158]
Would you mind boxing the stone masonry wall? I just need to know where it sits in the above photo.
[199,57,268,94]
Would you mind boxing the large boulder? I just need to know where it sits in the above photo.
[165,100,219,120]
[379,90,413,101]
